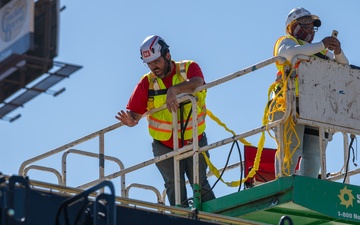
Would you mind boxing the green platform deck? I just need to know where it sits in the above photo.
[202,175,360,224]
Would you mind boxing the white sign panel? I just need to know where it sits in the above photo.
[298,57,360,131]
[0,0,34,62]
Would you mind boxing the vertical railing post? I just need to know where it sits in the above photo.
[319,127,327,179]
[277,74,295,178]
[61,151,67,186]
[172,108,181,206]
[172,95,200,208]
[189,95,200,210]
[342,132,350,184]
[99,132,105,193]
[277,123,285,177]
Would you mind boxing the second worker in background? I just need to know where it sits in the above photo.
[272,7,349,178]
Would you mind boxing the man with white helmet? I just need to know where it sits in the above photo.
[272,7,349,178]
[116,35,215,206]
[277,7,348,62]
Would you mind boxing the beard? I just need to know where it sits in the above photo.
[152,67,166,78]
[152,60,170,79]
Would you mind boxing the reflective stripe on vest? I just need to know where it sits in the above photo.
[145,60,207,141]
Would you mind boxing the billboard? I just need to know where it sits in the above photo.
[0,0,34,62]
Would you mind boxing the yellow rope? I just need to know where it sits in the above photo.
[201,109,252,187]
[202,59,300,186]
[203,104,269,186]
[203,131,266,188]
[206,109,251,146]
[266,60,300,177]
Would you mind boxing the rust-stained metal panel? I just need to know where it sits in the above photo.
[298,57,360,132]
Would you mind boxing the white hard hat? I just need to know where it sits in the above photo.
[285,7,321,34]
[140,35,169,63]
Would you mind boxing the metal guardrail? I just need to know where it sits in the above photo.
[17,55,360,210]
[62,149,125,195]
[17,56,287,199]
[24,165,62,184]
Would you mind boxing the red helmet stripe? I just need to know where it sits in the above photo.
[148,36,158,50]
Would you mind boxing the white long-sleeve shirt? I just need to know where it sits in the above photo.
[277,38,349,65]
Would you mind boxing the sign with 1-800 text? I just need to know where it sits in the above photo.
[293,176,360,223]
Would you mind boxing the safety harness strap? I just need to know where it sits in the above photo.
[148,89,167,97]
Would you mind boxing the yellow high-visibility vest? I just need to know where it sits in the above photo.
[145,60,206,141]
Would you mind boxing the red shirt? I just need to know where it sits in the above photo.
[126,60,205,148]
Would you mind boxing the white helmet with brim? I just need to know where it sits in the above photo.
[285,7,321,34]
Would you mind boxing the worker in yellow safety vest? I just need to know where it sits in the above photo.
[271,7,349,178]
[116,35,215,206]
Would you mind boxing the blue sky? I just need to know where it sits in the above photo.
[1,0,360,203]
